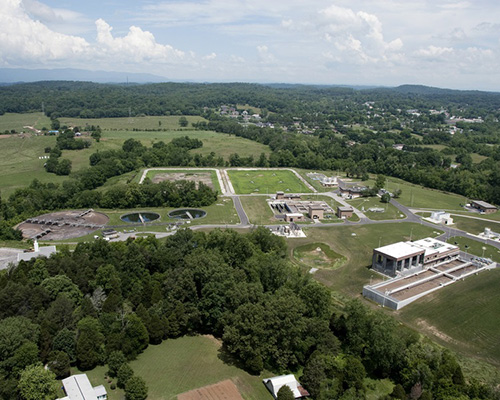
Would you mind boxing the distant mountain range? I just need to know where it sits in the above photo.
[0,68,497,94]
[0,68,169,84]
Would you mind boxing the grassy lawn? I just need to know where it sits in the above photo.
[450,210,500,221]
[446,236,500,263]
[71,365,124,400]
[0,112,51,132]
[145,169,221,193]
[451,216,500,235]
[288,223,441,297]
[129,335,272,400]
[0,134,69,197]
[228,170,311,195]
[384,177,467,211]
[346,196,406,221]
[398,269,500,368]
[239,196,280,225]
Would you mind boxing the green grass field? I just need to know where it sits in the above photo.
[59,115,206,131]
[346,196,406,221]
[239,196,280,225]
[0,120,270,197]
[228,170,311,195]
[288,223,442,297]
[0,112,51,132]
[384,177,467,211]
[129,335,272,400]
[398,269,500,368]
[0,134,68,197]
[451,216,500,235]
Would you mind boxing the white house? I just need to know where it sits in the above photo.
[263,374,309,399]
[57,374,107,400]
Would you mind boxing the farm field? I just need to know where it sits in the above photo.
[287,223,441,297]
[59,115,206,131]
[228,170,311,195]
[0,134,69,197]
[398,269,500,368]
[346,196,406,221]
[383,177,467,211]
[0,112,51,132]
[129,335,272,400]
[0,127,270,197]
[61,130,271,172]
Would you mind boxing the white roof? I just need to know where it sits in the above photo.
[93,385,107,397]
[286,213,303,217]
[375,242,422,259]
[59,374,100,400]
[375,238,458,259]
[411,237,458,256]
[264,374,301,398]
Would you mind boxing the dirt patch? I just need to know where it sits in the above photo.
[202,334,222,348]
[0,134,13,139]
[17,209,109,240]
[415,318,457,344]
[177,379,244,400]
[151,172,214,189]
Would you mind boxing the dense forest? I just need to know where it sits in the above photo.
[0,228,496,399]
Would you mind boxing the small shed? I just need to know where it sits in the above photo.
[337,206,354,219]
[263,374,309,399]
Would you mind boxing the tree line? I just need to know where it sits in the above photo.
[0,228,497,399]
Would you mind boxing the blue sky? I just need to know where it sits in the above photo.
[2,0,500,90]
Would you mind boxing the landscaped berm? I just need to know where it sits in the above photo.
[16,209,109,240]
[228,169,311,194]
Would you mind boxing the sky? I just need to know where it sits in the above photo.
[1,0,500,90]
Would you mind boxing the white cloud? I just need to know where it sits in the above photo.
[202,52,217,61]
[94,19,186,64]
[414,45,454,59]
[0,0,89,64]
[314,5,403,65]
[0,0,191,69]
[257,45,275,64]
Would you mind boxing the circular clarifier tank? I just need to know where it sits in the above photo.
[168,208,207,220]
[120,212,160,223]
